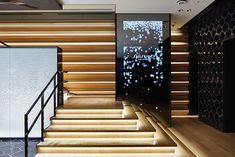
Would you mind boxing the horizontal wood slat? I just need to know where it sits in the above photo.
[0,25,115,31]
[171,35,188,42]
[64,83,115,91]
[62,64,115,72]
[0,20,115,23]
[0,36,115,42]
[171,105,188,110]
[171,73,189,81]
[171,92,189,100]
[171,53,189,62]
[64,73,115,82]
[171,82,189,91]
[171,64,189,71]
[171,45,188,52]
[0,45,115,52]
[62,54,115,62]
[68,91,115,95]
[62,45,115,52]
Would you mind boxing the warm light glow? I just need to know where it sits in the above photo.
[171,72,189,74]
[61,62,115,65]
[66,72,115,74]
[171,100,189,103]
[0,23,115,27]
[65,81,115,84]
[171,62,189,64]
[0,31,114,36]
[171,91,189,93]
[61,52,115,55]
[171,81,189,83]
[1,42,115,46]
[171,52,189,55]
[171,42,188,45]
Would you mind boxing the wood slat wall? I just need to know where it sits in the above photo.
[0,19,189,115]
[0,19,116,96]
[171,30,189,114]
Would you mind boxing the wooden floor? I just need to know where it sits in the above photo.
[169,118,235,157]
[64,96,123,109]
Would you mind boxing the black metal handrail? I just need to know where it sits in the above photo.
[24,71,63,157]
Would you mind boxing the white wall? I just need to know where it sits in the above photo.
[0,47,57,138]
[61,0,215,29]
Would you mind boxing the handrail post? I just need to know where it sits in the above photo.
[53,76,56,116]
[58,71,64,107]
[41,94,44,141]
[24,114,28,157]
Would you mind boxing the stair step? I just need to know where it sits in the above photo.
[55,114,123,118]
[37,146,175,154]
[51,119,138,125]
[45,131,155,138]
[40,138,157,146]
[56,108,123,118]
[56,108,123,114]
[35,153,176,157]
[46,124,138,131]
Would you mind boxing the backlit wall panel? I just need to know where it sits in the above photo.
[0,47,57,137]
[116,14,171,126]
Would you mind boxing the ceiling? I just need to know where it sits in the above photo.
[0,0,215,29]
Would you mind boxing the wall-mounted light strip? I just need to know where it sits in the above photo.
[171,42,188,45]
[1,42,115,46]
[0,31,115,36]
[0,23,115,26]
[66,72,115,74]
[171,72,189,74]
[61,52,115,55]
[171,62,189,64]
[171,81,189,83]
[61,62,115,65]
[65,81,115,84]
[171,91,189,93]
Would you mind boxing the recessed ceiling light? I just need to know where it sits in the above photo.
[176,0,187,5]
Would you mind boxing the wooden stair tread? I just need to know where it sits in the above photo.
[51,117,138,120]
[37,139,159,147]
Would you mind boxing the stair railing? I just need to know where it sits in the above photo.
[24,71,63,157]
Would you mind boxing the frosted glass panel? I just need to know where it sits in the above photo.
[0,51,10,137]
[0,47,57,137]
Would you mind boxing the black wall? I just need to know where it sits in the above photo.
[188,0,235,131]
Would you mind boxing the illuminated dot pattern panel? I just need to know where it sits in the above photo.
[122,21,164,96]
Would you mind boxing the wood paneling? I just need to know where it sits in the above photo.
[62,64,115,72]
[0,36,115,42]
[171,35,188,42]
[0,19,190,113]
[171,92,189,100]
[171,63,189,72]
[171,53,189,62]
[61,45,115,52]
[62,54,115,62]
[64,73,115,82]
[171,31,189,114]
[64,83,115,91]
[171,72,189,81]
[171,82,189,91]
[171,45,188,52]
[0,24,115,31]
[0,19,115,23]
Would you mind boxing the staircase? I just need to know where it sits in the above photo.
[35,97,176,157]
